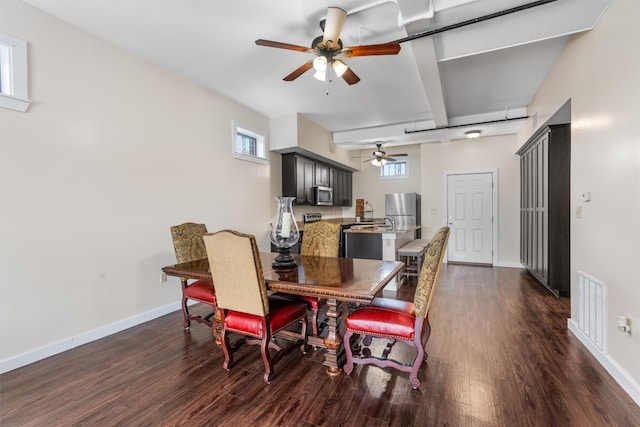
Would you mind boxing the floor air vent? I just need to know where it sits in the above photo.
[577,271,606,354]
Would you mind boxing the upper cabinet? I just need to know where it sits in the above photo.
[331,167,352,207]
[281,153,352,206]
[282,153,314,205]
[314,163,330,187]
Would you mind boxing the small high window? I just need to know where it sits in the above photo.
[0,32,31,112]
[232,121,268,164]
[380,160,409,178]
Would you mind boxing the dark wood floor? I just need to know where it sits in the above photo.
[2,264,640,426]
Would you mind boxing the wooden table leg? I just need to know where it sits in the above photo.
[322,298,343,377]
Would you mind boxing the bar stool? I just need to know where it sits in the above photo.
[397,240,429,283]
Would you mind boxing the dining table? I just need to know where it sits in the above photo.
[162,251,404,377]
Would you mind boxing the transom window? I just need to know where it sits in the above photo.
[232,121,268,165]
[0,44,9,94]
[236,132,258,157]
[380,160,409,178]
[0,32,31,112]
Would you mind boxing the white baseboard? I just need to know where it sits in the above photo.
[0,301,182,374]
[443,259,524,269]
[493,261,525,269]
[568,318,640,407]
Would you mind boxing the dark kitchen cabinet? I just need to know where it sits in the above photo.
[282,153,352,206]
[282,153,314,204]
[314,163,330,187]
[516,124,570,297]
[331,167,352,207]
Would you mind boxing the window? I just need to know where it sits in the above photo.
[232,121,268,164]
[0,32,31,112]
[380,160,409,178]
[236,132,258,156]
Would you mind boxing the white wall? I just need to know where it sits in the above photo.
[0,1,278,367]
[270,113,360,171]
[419,135,521,266]
[349,136,520,266]
[517,0,640,399]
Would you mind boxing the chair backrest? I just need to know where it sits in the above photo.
[300,221,341,257]
[170,222,208,263]
[413,226,450,318]
[203,230,269,317]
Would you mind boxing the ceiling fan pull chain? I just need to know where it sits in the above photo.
[326,56,332,95]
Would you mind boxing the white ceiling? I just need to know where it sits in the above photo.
[23,0,612,150]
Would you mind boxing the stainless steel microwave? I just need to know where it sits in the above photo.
[314,185,333,206]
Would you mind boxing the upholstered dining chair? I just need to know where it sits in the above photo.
[203,229,308,384]
[170,223,217,335]
[299,221,341,337]
[342,226,450,389]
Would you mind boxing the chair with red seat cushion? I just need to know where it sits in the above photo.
[343,226,450,389]
[203,229,308,384]
[170,223,217,335]
[299,221,341,337]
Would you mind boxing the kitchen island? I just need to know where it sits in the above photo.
[344,224,420,291]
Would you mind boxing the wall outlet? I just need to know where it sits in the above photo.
[160,271,168,283]
[616,315,631,333]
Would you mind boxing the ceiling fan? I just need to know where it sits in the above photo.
[255,7,401,85]
[361,143,408,166]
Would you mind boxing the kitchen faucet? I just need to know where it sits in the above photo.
[384,216,395,229]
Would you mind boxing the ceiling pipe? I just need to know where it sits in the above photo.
[392,0,558,44]
[404,116,529,135]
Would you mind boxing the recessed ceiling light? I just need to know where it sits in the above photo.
[465,130,482,139]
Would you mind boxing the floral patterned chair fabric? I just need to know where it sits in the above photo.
[300,221,341,257]
[299,221,341,337]
[342,226,450,389]
[170,222,217,335]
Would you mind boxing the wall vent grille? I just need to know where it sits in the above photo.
[577,271,606,354]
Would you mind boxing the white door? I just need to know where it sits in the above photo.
[446,172,494,264]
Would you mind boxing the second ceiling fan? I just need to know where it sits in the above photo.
[255,7,401,85]
[362,143,408,166]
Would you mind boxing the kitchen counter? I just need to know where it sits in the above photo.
[296,218,386,231]
[344,224,421,235]
[344,225,420,292]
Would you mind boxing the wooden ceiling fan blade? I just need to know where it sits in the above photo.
[341,67,360,85]
[255,39,311,53]
[322,7,347,47]
[283,60,314,81]
[341,43,401,58]
[388,153,408,157]
[384,157,398,162]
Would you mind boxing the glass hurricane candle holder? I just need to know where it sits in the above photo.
[269,196,299,269]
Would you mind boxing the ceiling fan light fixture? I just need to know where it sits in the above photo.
[313,55,327,72]
[371,158,381,167]
[465,130,482,139]
[380,158,388,165]
[332,59,348,77]
[313,69,326,81]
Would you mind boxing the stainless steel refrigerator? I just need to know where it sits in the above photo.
[385,192,421,238]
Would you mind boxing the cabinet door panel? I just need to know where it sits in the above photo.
[304,159,314,204]
[314,163,330,187]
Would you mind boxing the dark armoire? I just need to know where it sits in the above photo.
[516,124,571,297]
